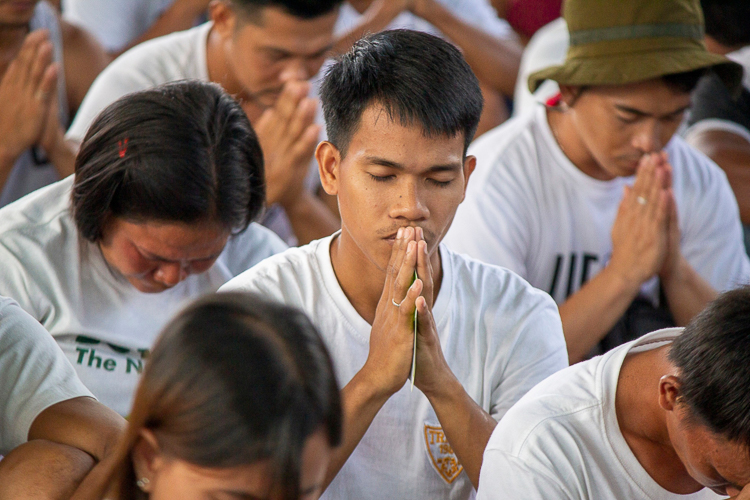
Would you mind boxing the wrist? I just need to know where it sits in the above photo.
[602,260,645,298]
[421,369,461,403]
[414,0,445,26]
[356,361,400,401]
[659,254,688,288]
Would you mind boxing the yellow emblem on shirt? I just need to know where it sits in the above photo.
[424,424,463,484]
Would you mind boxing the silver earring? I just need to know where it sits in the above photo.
[136,477,150,490]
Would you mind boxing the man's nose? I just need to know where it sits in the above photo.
[280,58,311,83]
[633,120,663,154]
[391,180,429,221]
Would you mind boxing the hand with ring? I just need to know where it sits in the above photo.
[362,226,425,398]
[608,151,673,288]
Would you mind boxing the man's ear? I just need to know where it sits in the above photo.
[317,141,341,196]
[658,374,683,412]
[460,155,477,202]
[131,429,164,491]
[558,84,581,108]
[209,0,236,37]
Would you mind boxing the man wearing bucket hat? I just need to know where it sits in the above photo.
[445,0,750,363]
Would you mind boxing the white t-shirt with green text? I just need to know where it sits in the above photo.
[0,176,286,415]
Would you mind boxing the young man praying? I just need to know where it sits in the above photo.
[478,286,750,500]
[220,29,568,499]
[445,0,750,362]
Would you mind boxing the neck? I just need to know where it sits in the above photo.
[205,26,264,123]
[330,228,443,325]
[616,347,703,494]
[546,107,615,181]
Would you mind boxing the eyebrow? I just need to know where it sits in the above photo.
[614,104,691,119]
[365,156,463,173]
[263,44,334,60]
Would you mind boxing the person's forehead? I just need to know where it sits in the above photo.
[583,78,692,108]
[346,105,465,165]
[235,4,338,48]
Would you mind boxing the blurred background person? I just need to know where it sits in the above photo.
[0,0,107,207]
[85,292,341,500]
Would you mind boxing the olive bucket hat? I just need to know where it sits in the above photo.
[527,0,743,95]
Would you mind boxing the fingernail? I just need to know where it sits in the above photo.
[397,228,403,238]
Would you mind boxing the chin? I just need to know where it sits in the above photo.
[129,279,170,294]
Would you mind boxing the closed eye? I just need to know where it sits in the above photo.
[368,173,395,182]
[428,178,453,188]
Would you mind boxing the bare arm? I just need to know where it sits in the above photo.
[112,0,210,58]
[413,0,522,96]
[60,20,109,111]
[559,265,643,363]
[283,190,340,245]
[0,397,125,500]
[0,440,94,499]
[559,154,672,363]
[332,0,409,55]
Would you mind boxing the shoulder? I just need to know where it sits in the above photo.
[0,177,74,238]
[220,223,289,271]
[0,298,51,348]
[469,110,546,188]
[486,359,603,458]
[667,135,732,193]
[445,247,555,309]
[220,238,324,296]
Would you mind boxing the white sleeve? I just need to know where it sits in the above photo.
[477,449,573,500]
[62,0,145,53]
[444,151,534,278]
[675,147,750,290]
[487,286,567,420]
[0,299,93,454]
[439,0,514,39]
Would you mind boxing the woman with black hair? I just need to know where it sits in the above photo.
[86,292,341,500]
[0,80,286,416]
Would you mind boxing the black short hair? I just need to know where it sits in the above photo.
[230,0,341,20]
[701,0,750,47]
[73,80,265,242]
[668,286,750,450]
[320,29,484,157]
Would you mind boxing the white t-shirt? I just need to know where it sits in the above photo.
[62,0,177,53]
[220,233,568,500]
[334,0,513,40]
[0,176,286,416]
[444,105,750,306]
[0,297,93,455]
[477,328,721,500]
